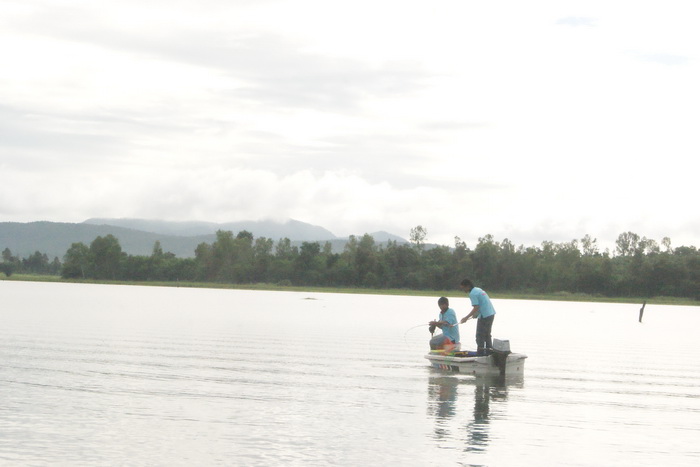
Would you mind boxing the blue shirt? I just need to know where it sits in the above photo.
[470,287,496,318]
[439,308,460,343]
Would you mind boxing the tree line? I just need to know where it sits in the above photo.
[2,228,699,299]
[1,249,62,276]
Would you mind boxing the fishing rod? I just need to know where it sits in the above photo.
[404,316,472,332]
[402,323,432,349]
[429,316,471,330]
[403,323,430,334]
[403,316,474,350]
[403,317,468,339]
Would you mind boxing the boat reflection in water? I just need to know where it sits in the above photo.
[427,372,523,454]
[427,375,459,440]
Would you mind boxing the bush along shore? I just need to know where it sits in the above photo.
[2,230,699,304]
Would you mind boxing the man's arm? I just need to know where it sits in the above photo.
[429,319,450,328]
[460,305,480,324]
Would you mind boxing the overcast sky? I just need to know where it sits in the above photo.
[1,0,698,250]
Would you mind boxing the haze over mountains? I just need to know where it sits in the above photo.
[82,218,338,240]
[0,218,407,259]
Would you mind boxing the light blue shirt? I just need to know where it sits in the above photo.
[470,287,496,318]
[439,308,460,343]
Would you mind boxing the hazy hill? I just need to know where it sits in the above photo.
[1,219,409,260]
[83,218,338,240]
[0,221,213,259]
[83,219,407,245]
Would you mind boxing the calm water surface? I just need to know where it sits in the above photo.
[1,281,699,466]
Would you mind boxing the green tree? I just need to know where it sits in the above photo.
[294,241,324,285]
[2,247,16,263]
[42,228,700,300]
[49,257,62,275]
[269,238,297,284]
[577,253,613,295]
[122,255,151,281]
[89,235,124,280]
[252,237,274,282]
[62,242,90,279]
[496,238,519,290]
[210,230,236,281]
[615,232,641,257]
[552,240,581,292]
[410,225,428,250]
[450,237,474,285]
[148,241,165,280]
[23,251,50,274]
[232,231,255,282]
[380,241,420,288]
[194,242,214,280]
[472,235,499,289]
[661,237,672,253]
[1,248,19,276]
[581,234,599,256]
[515,245,543,292]
[421,245,453,290]
[355,234,380,287]
[0,262,13,277]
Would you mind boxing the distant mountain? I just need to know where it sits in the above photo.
[83,218,337,240]
[362,231,406,243]
[1,219,409,260]
[0,221,213,259]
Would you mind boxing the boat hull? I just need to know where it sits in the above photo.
[425,352,527,376]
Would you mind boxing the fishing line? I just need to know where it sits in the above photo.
[403,323,429,349]
[402,321,462,350]
[403,323,430,335]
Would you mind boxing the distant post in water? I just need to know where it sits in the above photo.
[639,301,646,323]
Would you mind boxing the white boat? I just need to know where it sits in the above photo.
[425,339,527,376]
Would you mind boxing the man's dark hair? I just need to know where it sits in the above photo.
[438,296,449,305]
[460,279,474,289]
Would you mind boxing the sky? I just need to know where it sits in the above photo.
[1,0,699,251]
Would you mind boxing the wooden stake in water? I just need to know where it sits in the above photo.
[639,301,646,323]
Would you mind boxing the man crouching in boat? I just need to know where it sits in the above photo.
[429,297,461,353]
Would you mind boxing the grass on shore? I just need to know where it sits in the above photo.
[2,273,697,307]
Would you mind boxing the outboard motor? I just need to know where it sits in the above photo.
[490,339,511,376]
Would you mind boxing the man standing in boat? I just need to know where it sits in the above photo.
[429,297,460,352]
[459,279,496,356]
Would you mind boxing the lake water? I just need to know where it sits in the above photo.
[1,281,699,466]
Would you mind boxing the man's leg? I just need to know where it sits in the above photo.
[475,315,495,355]
[482,315,495,349]
[430,333,446,350]
[475,319,485,354]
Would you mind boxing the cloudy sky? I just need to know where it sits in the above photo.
[1,0,698,250]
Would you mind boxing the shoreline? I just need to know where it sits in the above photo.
[2,274,697,307]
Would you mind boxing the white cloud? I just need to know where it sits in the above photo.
[1,0,699,250]
[557,17,598,28]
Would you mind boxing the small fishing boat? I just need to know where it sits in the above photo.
[425,339,527,376]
